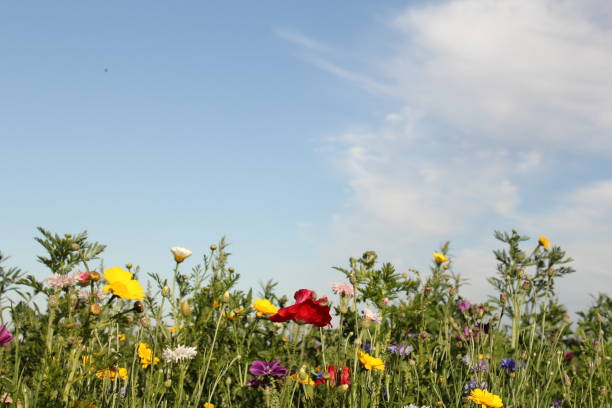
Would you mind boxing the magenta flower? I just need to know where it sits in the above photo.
[458,300,471,314]
[0,326,13,347]
[248,360,288,377]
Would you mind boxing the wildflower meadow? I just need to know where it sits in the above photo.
[0,227,609,408]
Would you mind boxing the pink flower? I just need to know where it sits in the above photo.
[331,282,354,297]
[79,271,90,283]
[364,308,381,323]
[0,325,13,347]
[46,272,80,289]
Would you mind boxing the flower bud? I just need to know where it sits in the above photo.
[499,292,508,303]
[88,271,100,281]
[70,243,80,251]
[125,264,133,270]
[424,287,432,296]
[228,267,235,273]
[162,285,170,297]
[49,295,59,308]
[338,384,349,392]
[89,303,101,316]
[164,379,172,388]
[222,292,230,302]
[64,233,72,239]
[210,244,218,251]
[181,300,191,316]
[133,301,144,313]
[225,376,232,385]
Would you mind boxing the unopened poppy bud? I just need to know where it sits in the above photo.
[133,301,144,313]
[210,244,218,251]
[70,243,80,251]
[89,303,101,316]
[88,271,100,281]
[424,287,432,296]
[181,300,191,316]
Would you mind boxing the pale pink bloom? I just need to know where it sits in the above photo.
[382,297,389,305]
[78,288,109,302]
[364,308,382,323]
[46,272,80,289]
[331,282,354,297]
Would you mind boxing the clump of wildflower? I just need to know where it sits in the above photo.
[138,343,160,368]
[314,365,350,386]
[47,272,80,289]
[96,367,128,381]
[0,326,13,348]
[388,342,413,357]
[331,282,354,297]
[171,247,192,263]
[357,350,385,370]
[162,345,197,363]
[252,299,278,315]
[467,389,503,408]
[363,308,382,323]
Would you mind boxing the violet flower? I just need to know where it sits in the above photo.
[0,326,12,348]
[248,360,287,377]
[500,357,516,372]
[388,342,413,357]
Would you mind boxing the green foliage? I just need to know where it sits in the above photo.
[0,228,608,408]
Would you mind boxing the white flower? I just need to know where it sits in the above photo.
[163,345,197,363]
[46,272,80,289]
[364,308,382,323]
[171,247,192,263]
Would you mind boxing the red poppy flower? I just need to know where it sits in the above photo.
[269,289,332,327]
[315,365,350,386]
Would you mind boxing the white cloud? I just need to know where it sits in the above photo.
[280,0,612,310]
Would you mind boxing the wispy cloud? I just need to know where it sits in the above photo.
[285,0,612,311]
[275,28,331,52]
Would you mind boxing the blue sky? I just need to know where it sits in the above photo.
[1,0,611,314]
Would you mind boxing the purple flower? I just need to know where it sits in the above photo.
[362,343,371,353]
[458,300,471,314]
[388,342,413,357]
[500,358,516,372]
[463,379,488,395]
[248,360,288,377]
[473,359,489,373]
[0,326,12,348]
[550,399,563,408]
[247,378,261,388]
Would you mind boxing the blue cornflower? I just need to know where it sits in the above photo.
[500,357,516,372]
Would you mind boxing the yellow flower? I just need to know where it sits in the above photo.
[168,325,183,333]
[433,252,449,264]
[538,235,551,248]
[203,403,215,408]
[468,389,503,408]
[138,343,160,368]
[290,373,315,385]
[102,266,144,300]
[252,298,278,315]
[96,367,128,381]
[212,300,221,309]
[357,350,385,370]
[117,333,126,341]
